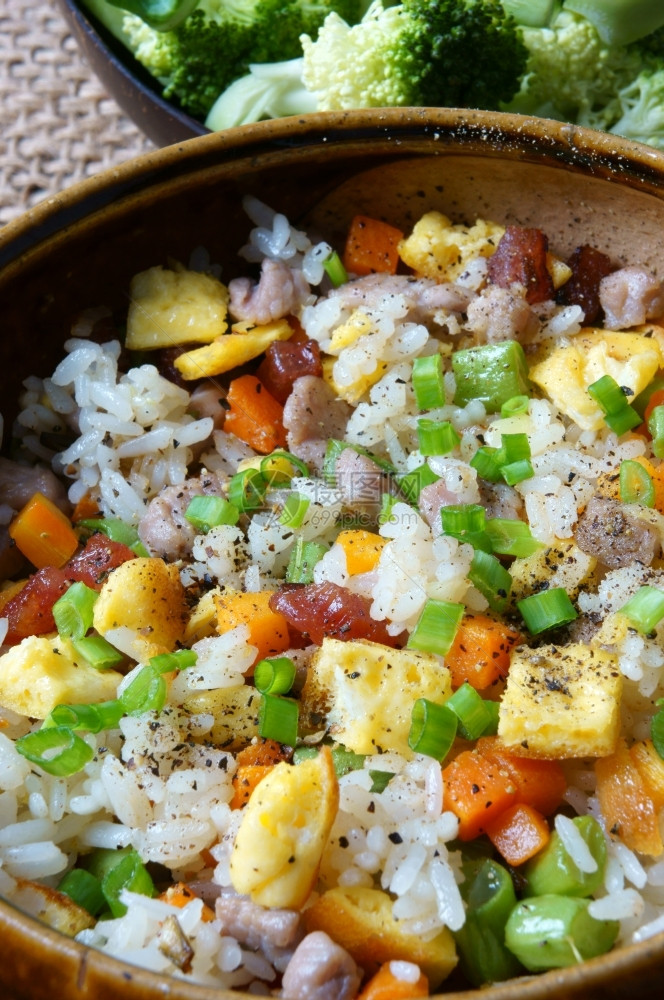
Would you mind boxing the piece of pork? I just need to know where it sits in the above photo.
[283,376,352,472]
[575,495,661,569]
[229,259,310,325]
[188,383,227,429]
[599,266,664,329]
[329,272,473,324]
[215,893,302,953]
[0,456,69,513]
[280,931,361,1000]
[334,447,392,511]
[418,478,461,534]
[478,481,524,522]
[137,471,226,561]
[466,284,540,343]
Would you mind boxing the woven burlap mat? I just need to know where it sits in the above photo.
[0,0,155,227]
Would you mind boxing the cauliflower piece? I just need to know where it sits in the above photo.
[498,642,622,758]
[182,683,261,749]
[174,318,293,380]
[301,637,452,757]
[528,328,662,431]
[230,746,338,909]
[93,557,188,660]
[304,886,457,988]
[125,265,229,351]
[0,635,122,719]
[509,539,598,605]
[398,212,505,283]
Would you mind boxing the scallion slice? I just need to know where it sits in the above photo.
[265,450,310,479]
[254,656,297,695]
[52,581,98,640]
[279,493,310,528]
[43,700,123,733]
[15,726,94,777]
[441,504,492,552]
[500,394,530,418]
[517,587,578,634]
[379,493,397,525]
[618,585,664,634]
[417,419,460,456]
[588,374,641,435]
[79,518,148,557]
[185,495,239,532]
[619,459,656,507]
[286,537,327,584]
[412,353,446,410]
[119,665,167,716]
[71,635,124,670]
[227,467,268,512]
[57,868,106,916]
[323,250,349,287]
[398,463,439,504]
[408,698,457,760]
[446,683,493,740]
[500,458,534,486]
[258,693,299,746]
[499,433,533,485]
[149,649,197,673]
[651,700,664,759]
[470,445,504,483]
[480,699,500,737]
[468,549,512,614]
[407,599,464,656]
[485,518,543,558]
[101,848,155,918]
[369,769,394,793]
[649,405,664,459]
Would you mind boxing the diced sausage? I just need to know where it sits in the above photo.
[558,245,614,324]
[270,582,403,647]
[280,931,361,1000]
[487,226,554,305]
[257,338,322,404]
[575,495,660,569]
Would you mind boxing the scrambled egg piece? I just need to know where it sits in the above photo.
[0,635,122,719]
[304,886,457,988]
[125,265,229,350]
[230,746,338,909]
[398,211,505,282]
[322,310,389,403]
[301,638,452,757]
[510,540,598,605]
[183,684,261,750]
[93,557,188,660]
[498,642,622,758]
[529,328,663,431]
[174,319,293,380]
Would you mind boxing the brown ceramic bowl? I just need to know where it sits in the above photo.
[1,108,664,1000]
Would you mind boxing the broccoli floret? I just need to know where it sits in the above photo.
[582,68,664,150]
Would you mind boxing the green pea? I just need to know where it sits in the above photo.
[505,894,619,972]
[523,815,607,898]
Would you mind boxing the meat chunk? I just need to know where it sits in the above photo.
[0,456,69,513]
[487,226,554,305]
[257,338,322,404]
[334,448,391,511]
[283,376,352,471]
[188,383,227,429]
[280,931,361,1000]
[329,273,473,323]
[575,495,660,569]
[137,471,226,561]
[270,582,403,647]
[229,259,310,325]
[466,285,539,343]
[418,478,461,533]
[599,266,664,329]
[215,893,302,952]
[478,481,524,522]
[558,244,614,324]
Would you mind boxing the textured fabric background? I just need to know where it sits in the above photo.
[0,0,154,226]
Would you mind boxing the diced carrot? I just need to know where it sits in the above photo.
[235,738,290,769]
[224,374,287,454]
[70,493,102,522]
[231,763,275,809]
[357,961,429,1000]
[485,802,550,866]
[475,736,566,816]
[442,749,517,841]
[8,492,79,569]
[342,215,404,277]
[214,589,291,665]
[630,738,664,810]
[444,613,523,691]
[336,529,386,575]
[595,738,663,857]
[159,882,215,922]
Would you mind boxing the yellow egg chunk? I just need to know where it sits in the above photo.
[125,265,229,350]
[174,319,293,380]
[0,635,122,719]
[301,637,452,757]
[529,328,663,431]
[303,886,457,988]
[93,557,188,659]
[230,746,338,909]
[183,684,261,750]
[398,211,504,282]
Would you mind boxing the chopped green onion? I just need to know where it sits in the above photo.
[407,599,464,656]
[71,635,124,670]
[441,504,492,552]
[43,700,123,733]
[292,745,367,777]
[15,726,94,776]
[651,700,664,759]
[369,769,394,793]
[500,394,530,418]
[265,450,310,479]
[397,463,439,504]
[322,439,394,486]
[468,549,512,614]
[485,519,543,558]
[408,698,457,760]
[149,649,197,673]
[258,693,299,746]
[633,376,664,417]
[453,341,531,413]
[379,493,397,525]
[412,353,446,410]
[52,581,98,640]
[501,458,534,486]
[101,848,155,918]
[480,699,500,736]
[417,418,460,456]
[618,585,664,634]
[517,587,578,634]
[227,467,268,512]
[286,537,327,584]
[588,374,641,435]
[620,459,655,507]
[649,405,664,459]
[499,433,533,485]
[79,518,149,557]
[470,445,504,483]
[184,495,239,532]
[57,868,106,916]
[446,683,493,740]
[254,656,297,695]
[279,493,310,528]
[119,665,167,716]
[323,250,348,287]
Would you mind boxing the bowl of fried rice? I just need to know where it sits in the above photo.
[2,107,664,1000]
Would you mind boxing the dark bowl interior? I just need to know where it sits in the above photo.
[2,108,664,999]
[56,0,208,146]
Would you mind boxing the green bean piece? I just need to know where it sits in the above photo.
[504,894,619,971]
[523,815,607,898]
[454,858,523,986]
[452,341,531,412]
